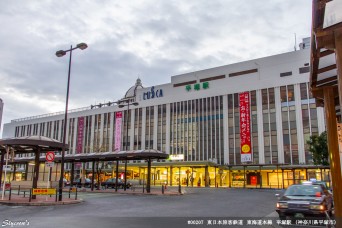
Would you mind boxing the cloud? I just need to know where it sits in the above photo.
[0,0,312,135]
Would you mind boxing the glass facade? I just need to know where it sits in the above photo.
[11,82,323,168]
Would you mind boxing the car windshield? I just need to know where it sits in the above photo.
[284,185,322,197]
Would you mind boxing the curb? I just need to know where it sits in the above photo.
[0,199,83,206]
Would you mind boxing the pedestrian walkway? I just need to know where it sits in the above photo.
[0,193,82,206]
[76,185,183,196]
[0,186,182,206]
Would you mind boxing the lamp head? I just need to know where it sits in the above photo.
[132,102,139,106]
[118,104,125,108]
[56,50,66,57]
[77,42,88,50]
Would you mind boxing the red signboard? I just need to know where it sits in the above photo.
[251,176,257,185]
[76,117,85,168]
[239,92,252,162]
[114,112,123,151]
[76,117,85,153]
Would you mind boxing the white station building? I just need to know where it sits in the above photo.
[2,46,332,188]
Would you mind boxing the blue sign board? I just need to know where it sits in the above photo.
[143,86,163,100]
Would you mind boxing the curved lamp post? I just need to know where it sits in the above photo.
[118,100,138,191]
[56,42,87,201]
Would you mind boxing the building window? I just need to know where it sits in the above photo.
[280,72,292,77]
[299,66,310,74]
[229,69,258,77]
[200,75,225,82]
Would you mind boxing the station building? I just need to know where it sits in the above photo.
[2,46,332,189]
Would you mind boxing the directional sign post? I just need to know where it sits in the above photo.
[45,152,55,200]
[45,162,55,168]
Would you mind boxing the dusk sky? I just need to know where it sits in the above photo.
[0,0,312,136]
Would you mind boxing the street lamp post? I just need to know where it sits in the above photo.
[118,99,138,191]
[56,43,87,201]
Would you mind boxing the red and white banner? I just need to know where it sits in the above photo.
[76,117,85,168]
[239,92,252,162]
[114,112,123,151]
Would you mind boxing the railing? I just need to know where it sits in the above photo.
[3,187,78,202]
[11,106,92,122]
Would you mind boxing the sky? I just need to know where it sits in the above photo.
[0,0,312,136]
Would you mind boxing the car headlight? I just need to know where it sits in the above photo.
[277,202,288,209]
[309,204,325,210]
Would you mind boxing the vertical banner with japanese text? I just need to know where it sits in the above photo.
[115,112,122,151]
[239,92,252,162]
[76,117,84,168]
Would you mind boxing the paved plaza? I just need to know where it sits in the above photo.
[0,187,279,228]
[0,187,334,228]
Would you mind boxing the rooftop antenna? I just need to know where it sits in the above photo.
[294,33,297,51]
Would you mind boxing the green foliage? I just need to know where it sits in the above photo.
[306,131,329,165]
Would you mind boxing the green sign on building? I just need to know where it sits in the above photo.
[185,82,209,92]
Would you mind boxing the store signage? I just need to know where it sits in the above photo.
[169,154,184,160]
[185,82,209,92]
[76,117,85,168]
[115,112,123,151]
[3,165,12,171]
[32,188,56,195]
[76,117,85,153]
[143,86,163,100]
[239,92,252,162]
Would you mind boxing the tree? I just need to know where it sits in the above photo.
[306,131,329,165]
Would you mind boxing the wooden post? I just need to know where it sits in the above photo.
[323,86,342,219]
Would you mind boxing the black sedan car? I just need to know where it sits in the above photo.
[73,178,97,188]
[101,178,132,189]
[276,183,333,219]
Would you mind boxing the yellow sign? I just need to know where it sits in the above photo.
[32,188,56,195]
[241,144,250,153]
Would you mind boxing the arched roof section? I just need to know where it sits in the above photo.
[124,78,143,99]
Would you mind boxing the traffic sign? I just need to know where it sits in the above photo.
[46,152,55,162]
[45,162,55,168]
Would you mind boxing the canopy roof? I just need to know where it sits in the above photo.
[10,149,168,163]
[0,136,67,153]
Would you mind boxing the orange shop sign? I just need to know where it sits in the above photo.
[32,188,56,195]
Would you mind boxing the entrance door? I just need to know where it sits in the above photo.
[283,170,294,188]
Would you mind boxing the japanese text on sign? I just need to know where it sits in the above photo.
[239,92,251,162]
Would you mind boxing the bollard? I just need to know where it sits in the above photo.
[9,188,12,200]
[29,190,32,202]
[143,184,145,193]
[69,188,71,198]
[18,185,20,195]
[165,184,167,190]
[75,187,78,200]
[162,185,164,194]
[55,188,58,202]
